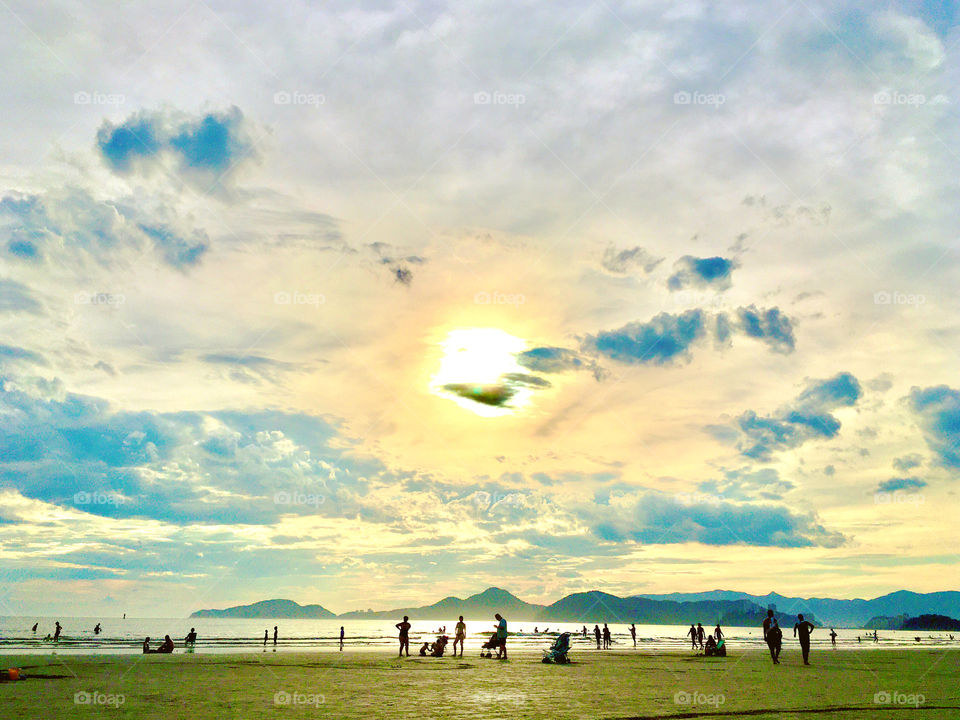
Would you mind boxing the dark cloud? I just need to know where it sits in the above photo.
[577,492,844,548]
[667,255,736,291]
[601,245,663,274]
[734,305,795,353]
[909,385,960,469]
[585,310,707,365]
[735,372,862,461]
[892,454,922,472]
[876,477,926,493]
[96,107,255,186]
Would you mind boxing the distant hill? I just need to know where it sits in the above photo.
[637,589,960,627]
[337,587,545,620]
[191,598,336,619]
[863,615,908,630]
[901,614,960,631]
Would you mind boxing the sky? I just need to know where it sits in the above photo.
[0,0,958,617]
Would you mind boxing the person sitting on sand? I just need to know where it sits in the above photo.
[419,642,430,656]
[704,634,718,656]
[431,635,449,657]
[158,635,175,654]
[143,637,152,654]
[763,610,782,665]
[185,628,197,646]
[397,616,411,657]
[454,616,467,657]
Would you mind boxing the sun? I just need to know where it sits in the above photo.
[429,328,534,417]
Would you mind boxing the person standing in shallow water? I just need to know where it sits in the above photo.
[263,629,268,647]
[794,614,815,665]
[763,610,782,665]
[339,626,345,651]
[53,621,62,642]
[594,625,601,649]
[630,624,637,647]
[602,624,611,649]
[696,623,705,649]
[396,616,411,657]
[687,624,697,650]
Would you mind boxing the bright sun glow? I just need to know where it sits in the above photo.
[430,328,531,417]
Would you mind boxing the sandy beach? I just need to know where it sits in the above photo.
[3,648,957,719]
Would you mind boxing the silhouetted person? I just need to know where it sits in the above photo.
[143,636,152,654]
[829,628,837,647]
[873,630,878,643]
[339,626,345,651]
[94,623,101,635]
[704,634,718,655]
[794,614,815,665]
[185,628,197,645]
[273,626,278,646]
[31,622,38,632]
[687,624,697,650]
[454,616,466,657]
[762,610,781,665]
[263,629,268,646]
[696,622,705,649]
[630,624,637,647]
[396,616,411,656]
[602,624,611,649]
[582,626,588,639]
[594,625,601,649]
[53,621,62,642]
[714,624,723,642]
[158,635,174,653]
[494,613,508,659]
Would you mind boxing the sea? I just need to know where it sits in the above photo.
[1,617,955,655]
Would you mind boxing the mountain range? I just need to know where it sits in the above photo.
[191,587,960,627]
[193,587,803,626]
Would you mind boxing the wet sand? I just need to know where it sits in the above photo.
[3,648,958,719]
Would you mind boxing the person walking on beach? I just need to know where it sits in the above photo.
[687,623,697,650]
[696,623,705,649]
[873,630,878,643]
[396,616,411,657]
[794,614,815,665]
[829,628,837,647]
[454,616,467,657]
[494,613,508,659]
[630,624,637,647]
[53,621,62,642]
[263,629,268,646]
[594,625,602,649]
[94,623,101,635]
[582,626,588,639]
[273,626,278,646]
[763,610,782,665]
[602,624,611,649]
[32,622,38,632]
[339,626,345,651]
[714,624,723,643]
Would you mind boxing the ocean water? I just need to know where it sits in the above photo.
[1,616,955,655]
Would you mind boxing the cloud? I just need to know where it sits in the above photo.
[201,353,299,385]
[0,279,42,314]
[667,255,737,292]
[517,346,602,379]
[876,477,926,493]
[96,107,255,186]
[601,245,663,274]
[0,188,208,269]
[585,310,707,365]
[909,385,960,469]
[0,345,46,367]
[734,305,795,353]
[577,492,844,548]
[441,373,549,408]
[892,453,923,472]
[735,372,862,460]
[698,467,796,501]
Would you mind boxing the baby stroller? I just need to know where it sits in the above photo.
[480,632,499,658]
[542,632,571,664]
